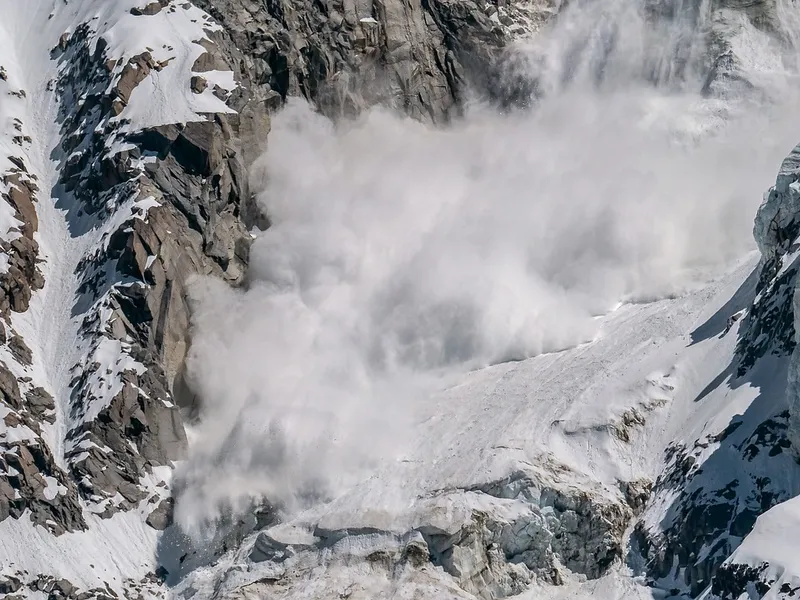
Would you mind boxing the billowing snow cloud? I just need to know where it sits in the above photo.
[172,0,800,536]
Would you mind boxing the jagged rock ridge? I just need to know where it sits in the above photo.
[0,0,799,599]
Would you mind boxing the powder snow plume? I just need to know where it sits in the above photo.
[172,0,800,536]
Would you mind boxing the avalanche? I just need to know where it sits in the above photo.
[1,0,800,599]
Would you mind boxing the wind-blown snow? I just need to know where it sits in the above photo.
[178,0,800,537]
[1,0,800,597]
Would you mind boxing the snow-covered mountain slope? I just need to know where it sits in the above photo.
[168,190,800,599]
[0,0,557,596]
[1,0,800,599]
[0,0,257,596]
[172,252,763,599]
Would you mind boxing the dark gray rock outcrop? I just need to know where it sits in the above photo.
[0,169,44,315]
[191,0,529,125]
[0,360,85,534]
[0,0,545,547]
[635,143,800,598]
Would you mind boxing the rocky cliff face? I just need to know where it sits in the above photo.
[0,0,546,595]
[191,0,554,123]
[754,143,800,449]
[0,0,267,590]
[1,0,800,599]
[631,146,800,598]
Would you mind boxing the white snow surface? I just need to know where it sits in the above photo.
[718,496,800,598]
[734,495,800,566]
[172,253,769,599]
[0,0,799,599]
[0,507,160,590]
[0,0,235,595]
[103,0,235,130]
[171,0,800,597]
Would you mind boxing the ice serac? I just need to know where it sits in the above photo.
[747,144,800,369]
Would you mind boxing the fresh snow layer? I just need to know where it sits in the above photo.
[0,508,159,590]
[171,251,778,600]
[103,1,236,130]
[721,497,800,596]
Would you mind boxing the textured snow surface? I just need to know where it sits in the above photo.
[0,0,233,595]
[1,0,800,598]
[102,0,235,130]
[727,497,800,582]
[0,508,159,589]
[170,253,779,599]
